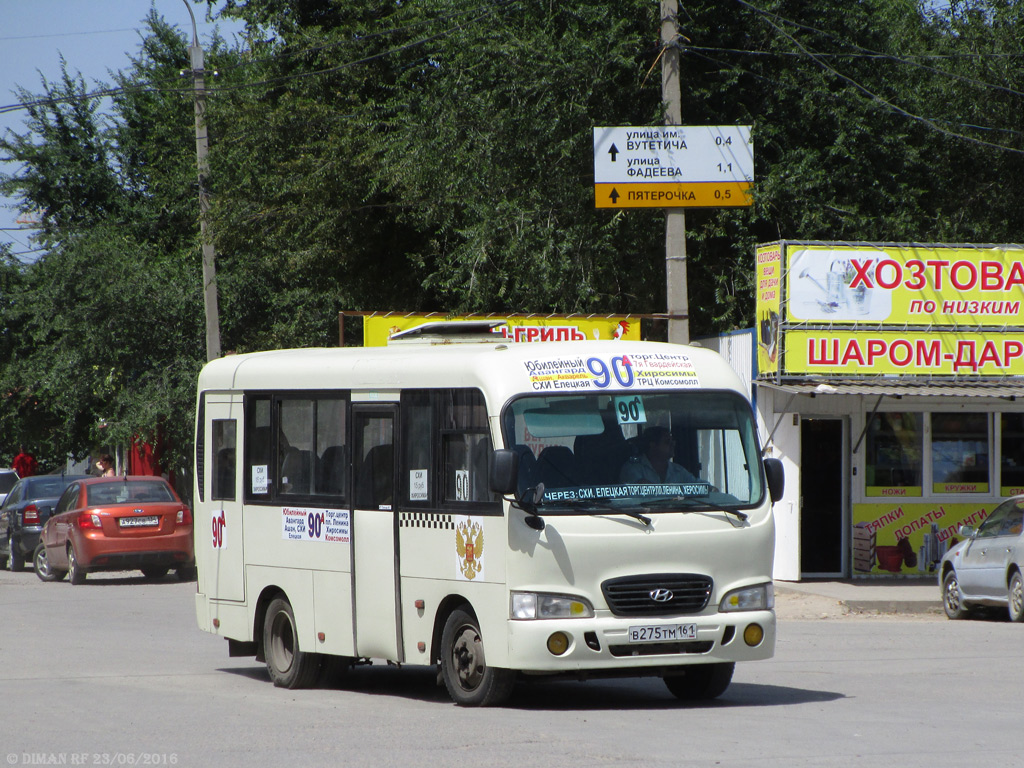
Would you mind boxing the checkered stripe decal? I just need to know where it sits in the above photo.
[399,511,455,529]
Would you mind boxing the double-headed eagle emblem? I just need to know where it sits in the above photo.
[456,519,484,580]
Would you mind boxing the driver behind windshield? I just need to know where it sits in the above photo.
[619,426,699,484]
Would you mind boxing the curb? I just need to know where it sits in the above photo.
[843,599,943,615]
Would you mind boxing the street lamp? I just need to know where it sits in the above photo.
[181,0,222,361]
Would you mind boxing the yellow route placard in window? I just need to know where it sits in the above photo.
[594,182,752,209]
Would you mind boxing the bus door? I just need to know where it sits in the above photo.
[351,405,403,661]
[202,393,245,602]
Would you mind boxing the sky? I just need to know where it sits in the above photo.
[0,1,245,257]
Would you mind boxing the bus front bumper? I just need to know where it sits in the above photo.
[506,610,775,674]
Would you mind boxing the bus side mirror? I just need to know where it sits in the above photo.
[763,458,784,503]
[490,449,519,495]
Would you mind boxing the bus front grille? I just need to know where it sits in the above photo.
[601,574,713,617]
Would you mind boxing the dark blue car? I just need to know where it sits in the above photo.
[0,474,89,571]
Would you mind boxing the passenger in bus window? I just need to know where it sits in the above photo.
[619,426,698,484]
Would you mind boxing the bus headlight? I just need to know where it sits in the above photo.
[719,583,774,612]
[511,592,594,620]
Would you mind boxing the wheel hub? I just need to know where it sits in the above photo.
[452,627,484,689]
[945,579,960,611]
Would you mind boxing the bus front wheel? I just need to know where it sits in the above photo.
[440,607,514,707]
[263,597,321,689]
[663,662,735,701]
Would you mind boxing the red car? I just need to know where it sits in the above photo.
[33,476,194,584]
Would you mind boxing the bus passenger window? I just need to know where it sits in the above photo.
[314,397,347,498]
[440,389,496,505]
[279,400,315,496]
[212,420,236,501]
[246,396,272,497]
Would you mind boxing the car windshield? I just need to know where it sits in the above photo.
[0,473,18,493]
[86,480,175,505]
[501,390,764,513]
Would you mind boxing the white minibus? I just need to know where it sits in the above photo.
[193,322,783,705]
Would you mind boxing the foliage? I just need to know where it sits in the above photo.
[1,0,1024,469]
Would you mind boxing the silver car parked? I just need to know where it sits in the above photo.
[939,495,1024,620]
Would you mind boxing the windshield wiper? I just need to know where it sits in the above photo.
[640,495,749,524]
[536,497,652,527]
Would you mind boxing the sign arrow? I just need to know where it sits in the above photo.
[609,188,620,204]
[608,143,619,162]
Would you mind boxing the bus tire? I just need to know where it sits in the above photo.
[263,597,321,689]
[319,654,354,686]
[663,662,734,701]
[440,607,514,707]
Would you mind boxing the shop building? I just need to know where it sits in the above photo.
[753,241,1024,580]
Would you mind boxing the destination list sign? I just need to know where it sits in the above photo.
[593,125,753,209]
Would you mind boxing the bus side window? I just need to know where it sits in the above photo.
[212,419,236,501]
[402,391,434,505]
[245,396,273,498]
[440,389,496,505]
[317,445,347,496]
[278,399,315,496]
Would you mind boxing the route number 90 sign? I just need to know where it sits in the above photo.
[524,353,701,391]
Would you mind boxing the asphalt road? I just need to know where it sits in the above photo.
[0,569,1016,768]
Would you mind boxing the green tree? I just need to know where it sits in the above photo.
[0,12,225,473]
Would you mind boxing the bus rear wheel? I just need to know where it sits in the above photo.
[440,607,514,707]
[664,662,735,701]
[263,597,321,689]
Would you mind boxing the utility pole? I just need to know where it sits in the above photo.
[661,0,689,345]
[182,0,222,361]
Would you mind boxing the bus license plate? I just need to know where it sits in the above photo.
[628,623,698,643]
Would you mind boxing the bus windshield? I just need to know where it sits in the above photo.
[501,391,764,511]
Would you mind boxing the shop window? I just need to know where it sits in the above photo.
[931,412,988,493]
[1001,413,1024,495]
[865,412,922,497]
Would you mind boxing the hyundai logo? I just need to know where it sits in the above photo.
[650,588,674,602]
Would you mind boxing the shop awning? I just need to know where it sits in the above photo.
[757,378,1024,455]
[756,380,1024,399]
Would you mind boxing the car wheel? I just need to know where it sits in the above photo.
[263,597,321,689]
[1009,572,1024,623]
[942,570,971,620]
[663,662,735,701]
[9,537,26,572]
[67,544,87,585]
[33,543,66,582]
[141,566,169,580]
[440,607,515,707]
[0,536,7,570]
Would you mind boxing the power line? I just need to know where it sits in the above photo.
[0,27,138,42]
[727,0,1024,99]
[728,0,1024,155]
